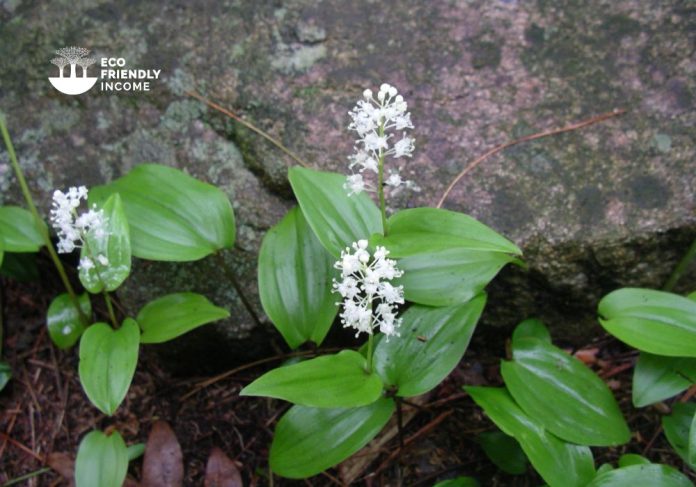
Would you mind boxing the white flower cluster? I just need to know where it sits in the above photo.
[50,186,109,271]
[333,240,405,338]
[345,83,419,196]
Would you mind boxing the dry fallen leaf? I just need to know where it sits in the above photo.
[141,421,184,487]
[204,447,243,487]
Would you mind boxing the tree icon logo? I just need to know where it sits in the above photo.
[48,46,98,95]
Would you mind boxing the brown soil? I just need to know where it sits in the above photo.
[1,261,694,486]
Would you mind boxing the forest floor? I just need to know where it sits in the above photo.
[1,262,693,486]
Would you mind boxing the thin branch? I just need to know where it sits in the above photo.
[436,108,626,209]
[186,90,310,168]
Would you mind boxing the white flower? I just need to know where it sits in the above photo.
[345,83,418,197]
[49,186,108,273]
[332,240,404,339]
[62,325,72,335]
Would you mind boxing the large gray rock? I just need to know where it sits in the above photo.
[1,0,694,368]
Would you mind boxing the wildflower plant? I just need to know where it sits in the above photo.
[244,84,523,479]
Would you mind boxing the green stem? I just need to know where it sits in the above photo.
[1,467,51,487]
[663,238,696,292]
[365,333,375,374]
[0,116,88,325]
[103,291,118,328]
[377,125,388,236]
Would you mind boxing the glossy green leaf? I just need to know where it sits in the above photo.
[371,208,520,307]
[586,464,693,487]
[47,293,91,349]
[689,409,696,467]
[374,295,486,397]
[270,397,394,478]
[75,430,128,487]
[618,454,651,467]
[479,430,528,474]
[663,402,696,469]
[502,337,630,446]
[598,288,696,357]
[0,206,44,252]
[633,352,696,407]
[137,292,229,344]
[78,194,131,293]
[127,443,146,461]
[288,167,382,257]
[0,361,11,391]
[258,207,338,349]
[79,319,140,415]
[241,350,383,408]
[512,319,551,345]
[433,477,480,487]
[90,164,235,261]
[466,386,595,487]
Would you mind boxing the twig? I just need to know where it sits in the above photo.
[186,90,310,168]
[436,109,626,208]
[0,432,43,462]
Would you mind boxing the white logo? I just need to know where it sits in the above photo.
[49,46,98,95]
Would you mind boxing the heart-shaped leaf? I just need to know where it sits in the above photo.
[90,164,235,262]
[258,206,338,349]
[204,447,242,487]
[501,337,630,446]
[371,208,521,307]
[0,206,45,252]
[598,288,696,357]
[241,350,383,408]
[78,319,140,415]
[662,402,696,469]
[78,193,131,293]
[466,386,595,487]
[47,293,91,349]
[618,454,651,467]
[141,421,184,487]
[586,463,693,487]
[288,167,382,257]
[632,352,696,407]
[270,397,394,478]
[374,294,486,397]
[511,318,551,345]
[479,430,528,475]
[137,293,229,344]
[75,430,129,487]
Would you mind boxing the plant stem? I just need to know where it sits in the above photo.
[215,252,262,327]
[0,116,88,325]
[103,291,118,328]
[377,124,388,236]
[366,333,374,373]
[1,467,51,487]
[663,237,696,292]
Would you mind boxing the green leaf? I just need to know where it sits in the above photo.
[598,288,696,357]
[371,208,520,307]
[663,402,696,469]
[127,443,146,461]
[78,194,131,293]
[618,454,651,467]
[512,319,552,345]
[75,430,129,487]
[90,164,235,261]
[586,464,693,487]
[47,293,91,349]
[258,207,338,349]
[137,292,229,344]
[0,206,44,252]
[466,386,595,487]
[501,337,630,446]
[433,477,480,487]
[479,430,528,475]
[0,361,11,391]
[690,409,696,467]
[78,319,140,415]
[374,295,486,397]
[0,237,4,268]
[288,167,382,257]
[241,350,383,408]
[632,352,696,407]
[270,397,394,478]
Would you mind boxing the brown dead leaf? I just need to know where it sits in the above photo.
[47,452,75,483]
[574,347,599,365]
[141,421,184,487]
[204,447,243,487]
